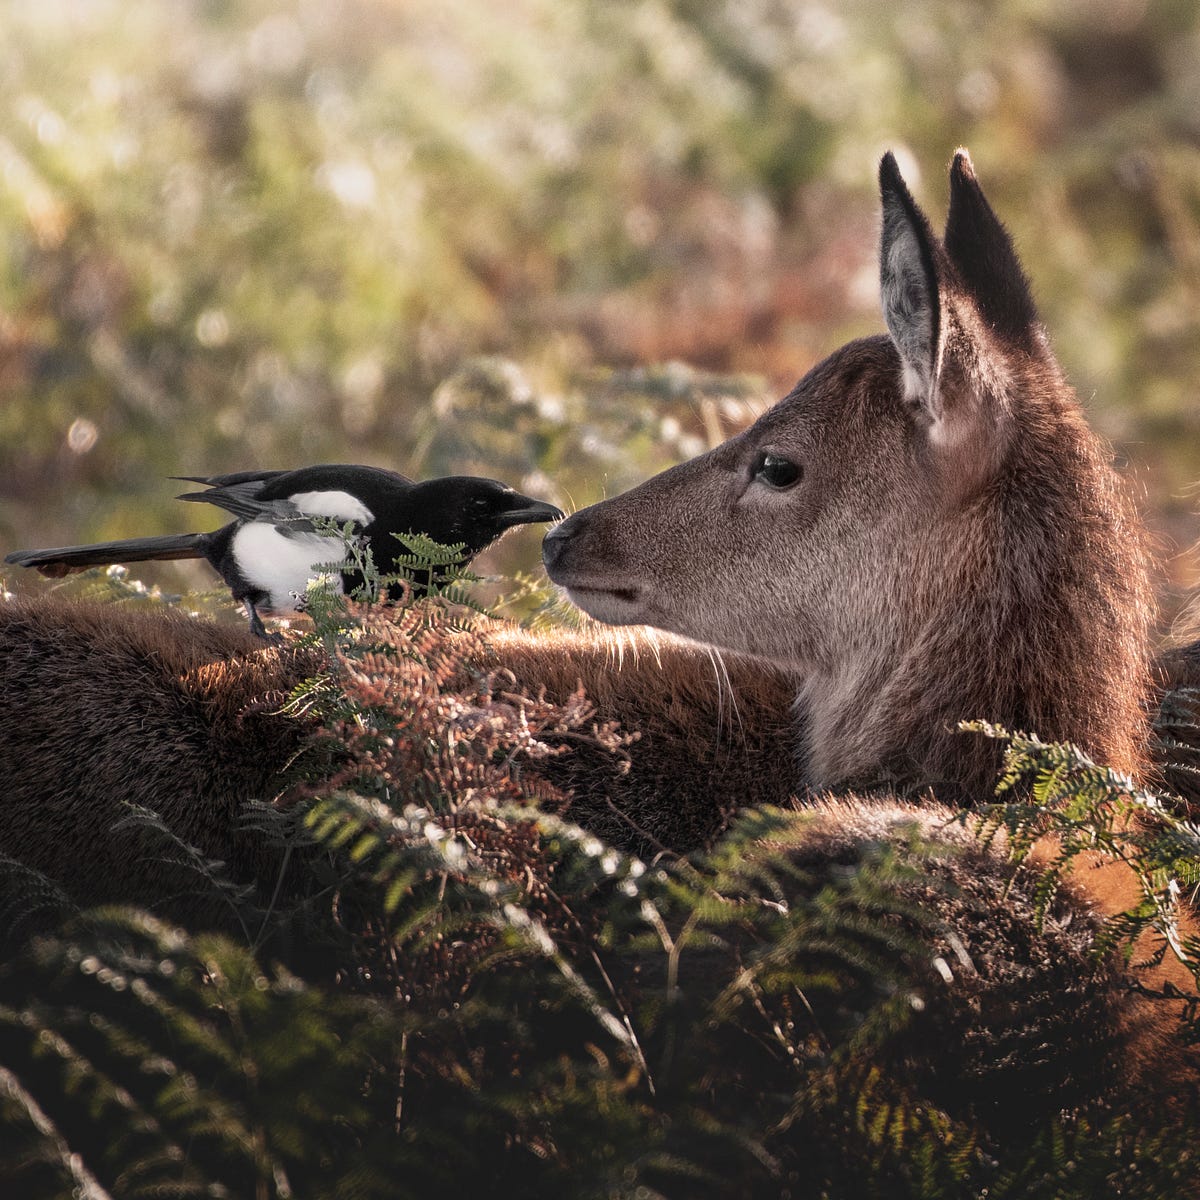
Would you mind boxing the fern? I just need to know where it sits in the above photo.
[0,909,415,1198]
[0,856,75,958]
[2,565,1200,1196]
[960,720,1200,1011]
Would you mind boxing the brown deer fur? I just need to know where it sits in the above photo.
[749,799,1194,1131]
[536,150,1183,998]
[480,623,800,853]
[0,600,802,895]
[0,151,1194,1112]
[0,597,1192,1121]
[0,597,319,924]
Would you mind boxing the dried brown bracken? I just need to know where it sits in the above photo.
[302,600,632,1001]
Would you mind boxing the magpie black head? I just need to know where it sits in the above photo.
[402,476,564,557]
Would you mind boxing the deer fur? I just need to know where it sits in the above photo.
[479,623,800,852]
[0,597,319,925]
[0,595,1193,1120]
[0,599,800,902]
[536,150,1184,1002]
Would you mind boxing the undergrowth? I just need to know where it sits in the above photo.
[0,546,1198,1197]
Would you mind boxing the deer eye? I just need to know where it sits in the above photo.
[753,452,802,490]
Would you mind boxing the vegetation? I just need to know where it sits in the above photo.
[0,562,1198,1197]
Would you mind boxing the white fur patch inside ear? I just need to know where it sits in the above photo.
[883,228,934,360]
[901,361,929,406]
[880,218,942,417]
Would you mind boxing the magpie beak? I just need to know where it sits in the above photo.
[492,499,566,530]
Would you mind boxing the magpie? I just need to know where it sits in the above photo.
[5,464,564,638]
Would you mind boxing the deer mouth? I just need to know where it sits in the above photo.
[560,581,647,625]
[599,584,640,603]
[542,519,649,624]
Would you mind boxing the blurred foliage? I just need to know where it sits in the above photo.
[1,0,1200,605]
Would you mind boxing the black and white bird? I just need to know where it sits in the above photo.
[5,464,564,638]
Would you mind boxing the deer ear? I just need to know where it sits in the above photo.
[944,149,1040,352]
[879,151,945,418]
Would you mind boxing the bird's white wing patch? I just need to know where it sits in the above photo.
[233,523,348,612]
[288,490,374,525]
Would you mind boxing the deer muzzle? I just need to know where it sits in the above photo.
[542,511,646,624]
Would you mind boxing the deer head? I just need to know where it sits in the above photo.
[543,151,1152,797]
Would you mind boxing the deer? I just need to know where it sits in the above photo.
[0,150,1194,1130]
[542,149,1154,806]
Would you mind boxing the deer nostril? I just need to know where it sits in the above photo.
[541,522,573,572]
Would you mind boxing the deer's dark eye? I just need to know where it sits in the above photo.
[754,452,802,490]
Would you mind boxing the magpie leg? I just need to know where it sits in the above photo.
[246,602,284,644]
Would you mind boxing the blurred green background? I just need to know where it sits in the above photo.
[1,0,1199,614]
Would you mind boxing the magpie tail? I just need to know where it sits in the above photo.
[4,533,207,579]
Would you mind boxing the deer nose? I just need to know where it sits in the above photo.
[541,512,582,576]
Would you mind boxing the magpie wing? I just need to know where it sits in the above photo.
[176,480,311,530]
[171,469,288,488]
